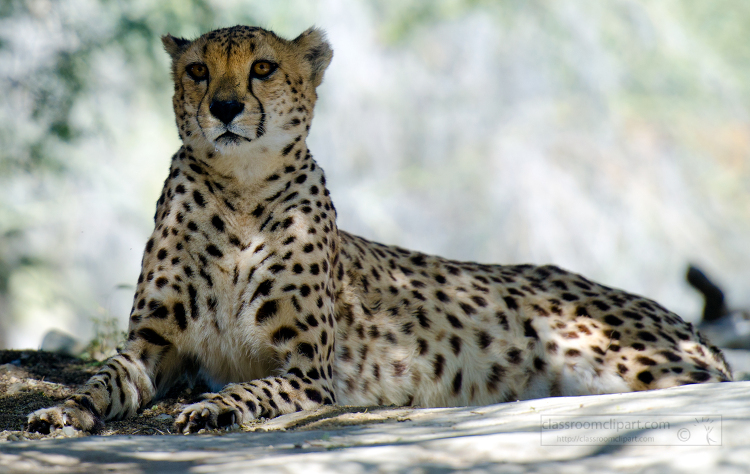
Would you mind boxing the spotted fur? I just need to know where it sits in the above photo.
[27,26,731,435]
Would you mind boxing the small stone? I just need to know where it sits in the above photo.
[7,382,26,396]
[154,414,173,421]
[40,329,85,355]
[62,426,77,437]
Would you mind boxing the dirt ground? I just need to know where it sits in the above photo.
[0,350,213,440]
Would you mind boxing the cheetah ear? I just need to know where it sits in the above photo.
[162,34,192,61]
[293,27,333,87]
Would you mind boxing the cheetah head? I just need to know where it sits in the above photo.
[162,26,332,158]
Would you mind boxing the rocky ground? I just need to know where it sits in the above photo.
[0,350,203,439]
[2,349,750,473]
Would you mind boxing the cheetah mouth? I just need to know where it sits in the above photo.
[216,132,251,145]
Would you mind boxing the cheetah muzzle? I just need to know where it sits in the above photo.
[27,25,732,435]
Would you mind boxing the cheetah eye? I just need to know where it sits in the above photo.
[251,60,277,79]
[186,63,208,81]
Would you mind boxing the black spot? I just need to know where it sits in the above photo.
[623,310,643,321]
[604,315,624,326]
[188,284,199,320]
[287,367,304,378]
[446,314,463,329]
[414,307,431,329]
[523,320,538,339]
[449,335,462,355]
[297,342,314,359]
[155,277,168,289]
[476,331,492,350]
[305,314,318,327]
[193,190,205,207]
[251,280,273,303]
[433,354,445,379]
[137,328,171,347]
[256,300,278,324]
[534,357,546,371]
[282,192,298,203]
[496,311,509,330]
[503,296,518,310]
[271,326,298,344]
[660,351,682,362]
[565,349,581,357]
[506,347,522,364]
[436,290,450,303]
[487,363,505,391]
[562,293,579,302]
[593,300,610,311]
[637,356,657,366]
[401,321,414,335]
[282,142,296,156]
[451,370,463,395]
[304,388,322,403]
[211,215,225,232]
[637,370,654,385]
[398,265,414,276]
[459,302,477,316]
[206,244,223,258]
[173,303,187,330]
[471,296,488,307]
[417,338,429,355]
[151,304,168,319]
[270,264,286,274]
[690,371,711,382]
[157,249,168,260]
[637,331,657,342]
[252,204,265,217]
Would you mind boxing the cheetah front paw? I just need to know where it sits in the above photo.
[174,400,243,434]
[26,401,103,434]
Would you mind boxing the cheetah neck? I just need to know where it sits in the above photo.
[184,134,311,186]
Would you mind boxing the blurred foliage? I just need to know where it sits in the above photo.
[0,0,220,174]
[80,311,127,361]
[0,0,256,345]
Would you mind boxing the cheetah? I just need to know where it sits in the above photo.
[27,25,731,435]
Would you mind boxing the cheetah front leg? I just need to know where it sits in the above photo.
[26,336,182,434]
[175,293,337,433]
[174,370,334,433]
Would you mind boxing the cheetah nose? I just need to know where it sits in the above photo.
[209,100,245,125]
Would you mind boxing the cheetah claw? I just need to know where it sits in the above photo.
[26,403,102,434]
[174,401,240,434]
